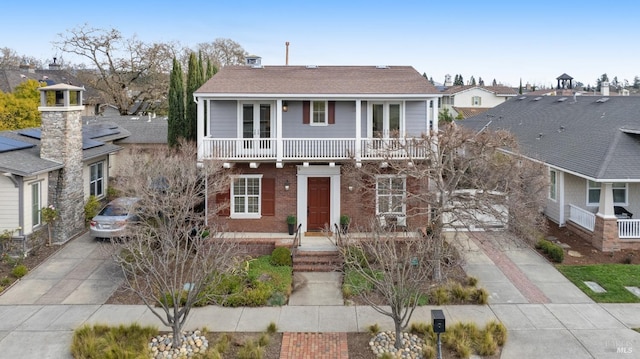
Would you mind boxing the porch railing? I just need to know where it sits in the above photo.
[618,219,640,239]
[201,137,428,161]
[568,204,595,232]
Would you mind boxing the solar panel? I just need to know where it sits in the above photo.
[83,125,120,139]
[18,128,42,139]
[82,138,104,150]
[0,136,35,153]
[518,96,527,100]
[596,97,610,103]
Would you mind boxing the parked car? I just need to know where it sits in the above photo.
[90,197,140,240]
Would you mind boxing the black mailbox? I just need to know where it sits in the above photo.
[431,309,446,333]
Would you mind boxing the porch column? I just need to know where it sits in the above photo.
[206,99,211,137]
[196,97,204,160]
[594,182,620,251]
[276,99,284,165]
[432,97,439,133]
[355,99,362,162]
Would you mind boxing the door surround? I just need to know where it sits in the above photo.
[296,165,341,233]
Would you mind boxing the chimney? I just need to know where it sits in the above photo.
[285,42,290,66]
[48,57,62,71]
[38,83,86,243]
[602,82,609,96]
[245,55,262,67]
[444,74,452,87]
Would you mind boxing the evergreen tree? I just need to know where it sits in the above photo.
[206,58,217,80]
[453,74,464,86]
[470,76,476,86]
[168,58,185,147]
[478,77,484,86]
[633,76,640,90]
[596,73,608,92]
[492,78,497,86]
[429,77,434,85]
[519,78,523,94]
[185,52,204,142]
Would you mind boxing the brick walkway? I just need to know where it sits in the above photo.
[280,332,349,359]
[471,233,550,304]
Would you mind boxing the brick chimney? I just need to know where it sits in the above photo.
[38,84,86,243]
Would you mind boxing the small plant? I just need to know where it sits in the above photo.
[84,195,101,224]
[270,247,292,266]
[258,332,270,346]
[536,239,564,263]
[237,339,264,359]
[41,205,59,246]
[485,320,507,346]
[286,215,296,225]
[467,276,479,286]
[266,322,278,334]
[473,288,490,304]
[367,323,381,335]
[11,264,28,278]
[214,333,232,353]
[340,214,350,225]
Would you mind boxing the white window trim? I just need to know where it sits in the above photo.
[237,101,275,138]
[31,181,41,227]
[367,101,404,138]
[549,169,557,201]
[375,175,407,215]
[310,100,328,126]
[90,161,105,198]
[472,96,482,106]
[230,174,262,219]
[587,181,628,206]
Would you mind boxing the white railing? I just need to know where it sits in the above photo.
[201,137,428,161]
[618,219,640,239]
[568,204,595,231]
[284,138,355,160]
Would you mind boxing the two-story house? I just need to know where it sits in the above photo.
[195,60,441,234]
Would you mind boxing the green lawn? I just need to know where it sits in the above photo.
[556,264,640,303]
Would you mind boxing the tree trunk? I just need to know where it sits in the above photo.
[394,319,404,349]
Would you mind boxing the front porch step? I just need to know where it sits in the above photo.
[293,250,343,272]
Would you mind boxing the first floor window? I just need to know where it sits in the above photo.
[376,176,406,215]
[90,162,105,197]
[31,182,41,227]
[588,181,627,205]
[232,175,261,218]
[549,170,557,201]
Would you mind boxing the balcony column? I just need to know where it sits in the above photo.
[355,99,362,162]
[276,99,284,165]
[594,182,620,251]
[206,99,211,137]
[196,96,205,160]
[432,97,439,133]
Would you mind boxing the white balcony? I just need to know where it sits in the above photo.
[200,137,428,161]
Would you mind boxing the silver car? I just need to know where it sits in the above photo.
[90,197,140,239]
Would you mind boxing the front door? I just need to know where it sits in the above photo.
[307,177,330,231]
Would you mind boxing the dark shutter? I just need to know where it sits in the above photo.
[216,189,230,216]
[262,177,276,216]
[328,101,335,124]
[302,101,310,124]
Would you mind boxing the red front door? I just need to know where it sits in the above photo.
[307,177,330,231]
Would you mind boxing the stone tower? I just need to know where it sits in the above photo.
[38,84,86,243]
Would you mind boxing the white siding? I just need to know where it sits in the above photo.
[22,174,48,235]
[0,176,19,232]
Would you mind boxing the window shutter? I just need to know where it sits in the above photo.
[261,177,276,216]
[303,101,310,124]
[328,101,335,124]
[216,189,230,216]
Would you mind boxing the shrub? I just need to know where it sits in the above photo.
[237,339,264,359]
[485,320,507,346]
[467,276,479,286]
[422,345,436,359]
[266,322,278,334]
[368,323,381,335]
[270,247,292,267]
[258,332,270,346]
[473,288,490,305]
[344,246,368,268]
[214,333,232,353]
[84,195,101,223]
[11,264,28,278]
[477,330,498,356]
[432,286,450,305]
[536,239,564,263]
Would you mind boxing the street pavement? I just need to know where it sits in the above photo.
[0,231,639,358]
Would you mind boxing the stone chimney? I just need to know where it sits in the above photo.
[38,84,86,243]
[601,82,610,96]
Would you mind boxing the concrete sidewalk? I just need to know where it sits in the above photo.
[0,231,639,358]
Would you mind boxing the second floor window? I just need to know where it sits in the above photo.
[311,101,327,125]
[472,96,482,106]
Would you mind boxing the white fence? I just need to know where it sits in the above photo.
[618,219,640,239]
[568,204,595,232]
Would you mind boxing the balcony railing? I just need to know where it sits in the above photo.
[201,137,428,161]
[568,204,595,231]
[618,219,640,239]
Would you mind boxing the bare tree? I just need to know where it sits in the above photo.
[196,38,247,67]
[54,24,177,115]
[110,142,240,347]
[0,47,44,69]
[340,124,547,348]
[339,224,459,349]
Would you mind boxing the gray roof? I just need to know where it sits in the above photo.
[0,69,104,104]
[459,95,640,181]
[85,115,167,144]
[0,123,127,177]
[195,65,440,96]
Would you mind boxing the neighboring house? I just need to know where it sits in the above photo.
[461,95,640,251]
[439,85,517,119]
[84,114,168,177]
[194,61,441,234]
[0,84,128,250]
[0,59,105,116]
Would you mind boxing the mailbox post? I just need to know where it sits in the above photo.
[431,309,446,359]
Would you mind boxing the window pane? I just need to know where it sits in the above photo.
[247,178,260,195]
[243,105,254,139]
[312,101,325,124]
[234,178,246,195]
[389,104,400,132]
[588,189,600,204]
[32,183,40,225]
[391,195,402,212]
[234,197,245,213]
[248,197,259,213]
[373,104,384,136]
[378,197,389,213]
[391,178,403,190]
[613,189,626,203]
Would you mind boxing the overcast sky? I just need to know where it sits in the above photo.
[2,0,638,88]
